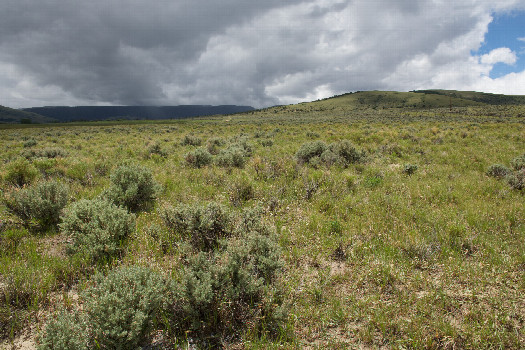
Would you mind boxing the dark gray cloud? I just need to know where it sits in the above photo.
[0,0,524,108]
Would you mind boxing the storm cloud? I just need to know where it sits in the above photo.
[1,0,524,108]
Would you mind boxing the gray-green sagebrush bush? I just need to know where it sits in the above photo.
[329,140,363,165]
[295,140,327,165]
[4,180,69,230]
[486,155,525,191]
[173,231,285,344]
[83,266,171,349]
[146,142,167,158]
[206,137,225,155]
[486,164,511,179]
[23,139,38,148]
[403,163,419,175]
[160,202,232,251]
[228,176,255,206]
[296,140,363,167]
[510,154,525,171]
[103,164,159,212]
[37,310,88,350]
[506,169,525,190]
[161,204,286,344]
[20,147,67,160]
[38,266,171,350]
[182,134,202,146]
[185,148,212,168]
[60,199,135,262]
[216,146,246,168]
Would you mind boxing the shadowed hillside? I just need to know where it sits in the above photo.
[22,105,255,122]
[0,105,55,124]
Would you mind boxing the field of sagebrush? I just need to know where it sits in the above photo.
[0,105,524,349]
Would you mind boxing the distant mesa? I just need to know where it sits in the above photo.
[20,105,255,123]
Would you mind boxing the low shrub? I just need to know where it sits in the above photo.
[506,169,525,190]
[37,310,88,350]
[511,154,525,171]
[235,206,269,235]
[296,141,327,164]
[147,142,167,158]
[60,199,135,262]
[403,163,419,175]
[330,140,363,165]
[222,231,283,286]
[296,140,363,167]
[207,137,225,155]
[182,134,202,146]
[5,180,69,230]
[185,148,212,168]
[160,202,232,251]
[4,158,39,187]
[486,164,511,179]
[39,266,171,350]
[230,138,253,157]
[23,139,37,148]
[229,177,255,206]
[487,156,525,191]
[82,266,171,349]
[173,230,284,344]
[216,146,246,168]
[207,137,225,147]
[103,164,159,211]
[320,149,339,167]
[21,147,68,159]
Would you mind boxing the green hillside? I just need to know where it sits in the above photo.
[315,90,486,109]
[0,105,55,124]
[263,91,486,116]
[414,89,525,105]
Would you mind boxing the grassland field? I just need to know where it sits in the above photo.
[0,98,524,349]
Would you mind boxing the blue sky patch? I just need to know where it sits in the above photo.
[474,11,525,79]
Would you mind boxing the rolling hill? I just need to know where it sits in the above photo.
[263,90,525,115]
[313,90,486,109]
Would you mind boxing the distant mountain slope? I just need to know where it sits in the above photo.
[22,105,255,122]
[0,105,55,123]
[413,90,525,105]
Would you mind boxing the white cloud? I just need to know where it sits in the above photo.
[518,37,525,42]
[480,47,517,65]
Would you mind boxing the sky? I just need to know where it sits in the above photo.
[1,0,525,109]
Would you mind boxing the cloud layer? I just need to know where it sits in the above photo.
[1,0,525,108]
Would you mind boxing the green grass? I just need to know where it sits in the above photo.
[0,101,524,348]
